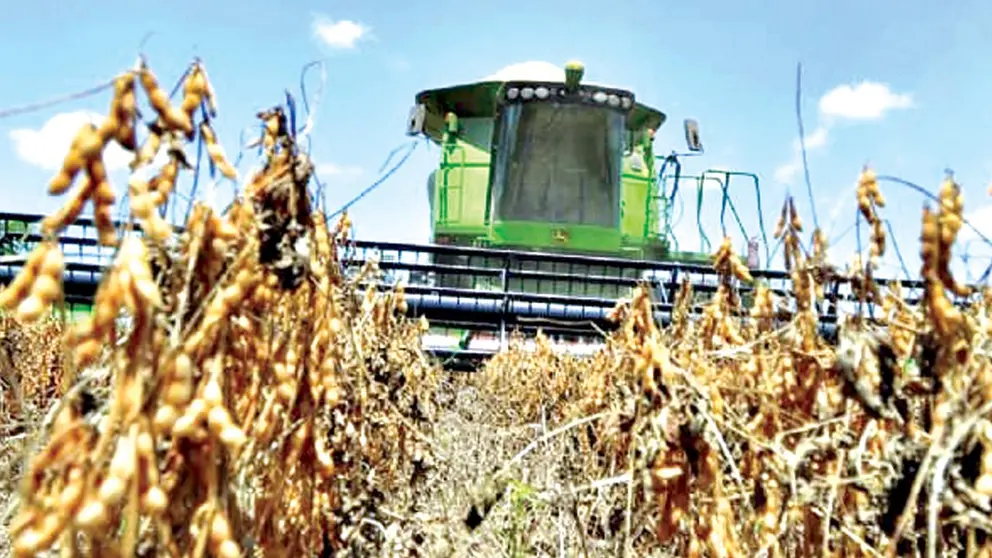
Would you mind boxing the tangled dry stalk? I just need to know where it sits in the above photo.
[0,57,439,558]
[2,57,992,558]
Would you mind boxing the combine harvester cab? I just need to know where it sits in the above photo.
[386,60,778,358]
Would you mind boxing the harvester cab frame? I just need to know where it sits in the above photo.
[405,60,765,268]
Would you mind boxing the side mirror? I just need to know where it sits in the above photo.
[684,118,703,152]
[406,104,427,136]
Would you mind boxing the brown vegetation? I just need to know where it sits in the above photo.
[2,57,992,558]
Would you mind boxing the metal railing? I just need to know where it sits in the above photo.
[0,212,942,352]
[341,239,933,346]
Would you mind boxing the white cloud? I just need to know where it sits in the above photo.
[959,205,992,243]
[794,126,828,150]
[772,81,912,186]
[480,61,617,88]
[772,161,801,185]
[819,81,913,121]
[312,16,370,50]
[483,61,564,83]
[9,110,131,172]
[773,126,829,185]
[130,149,173,182]
[316,163,363,177]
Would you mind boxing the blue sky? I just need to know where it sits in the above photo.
[2,0,992,279]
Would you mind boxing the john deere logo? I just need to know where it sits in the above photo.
[552,228,569,243]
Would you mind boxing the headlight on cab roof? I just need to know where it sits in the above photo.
[501,82,635,113]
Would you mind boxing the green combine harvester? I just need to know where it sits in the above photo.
[407,60,764,277]
[0,60,927,366]
[394,60,791,356]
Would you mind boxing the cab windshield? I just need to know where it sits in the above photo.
[490,102,624,228]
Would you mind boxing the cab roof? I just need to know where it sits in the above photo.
[414,61,667,134]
